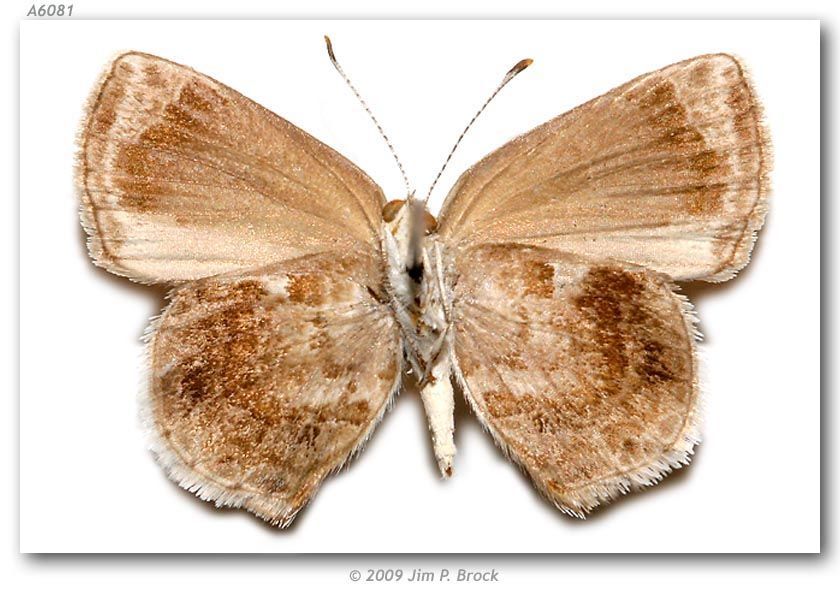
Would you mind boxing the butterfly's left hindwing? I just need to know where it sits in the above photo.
[448,244,699,516]
[144,251,402,526]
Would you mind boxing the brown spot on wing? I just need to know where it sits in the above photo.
[624,77,729,216]
[689,61,712,85]
[112,80,236,213]
[287,273,326,305]
[143,62,166,88]
[571,267,644,393]
[637,340,675,383]
[523,261,555,298]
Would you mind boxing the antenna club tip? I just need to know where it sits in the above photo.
[324,35,336,62]
[511,58,534,75]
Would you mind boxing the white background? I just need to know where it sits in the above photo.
[18,18,819,553]
[6,1,835,596]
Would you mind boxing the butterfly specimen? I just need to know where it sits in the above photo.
[76,39,769,526]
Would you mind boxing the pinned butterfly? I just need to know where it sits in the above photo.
[76,38,769,525]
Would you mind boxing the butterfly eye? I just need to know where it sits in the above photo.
[423,211,438,234]
[382,199,406,222]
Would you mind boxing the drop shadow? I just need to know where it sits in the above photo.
[675,203,772,344]
[166,473,313,536]
[452,378,705,526]
[819,24,832,557]
[77,224,170,330]
[561,445,704,525]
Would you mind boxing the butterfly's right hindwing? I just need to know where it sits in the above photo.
[145,251,402,526]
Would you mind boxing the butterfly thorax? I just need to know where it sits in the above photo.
[381,198,449,379]
[381,197,456,476]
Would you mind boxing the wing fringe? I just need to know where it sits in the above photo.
[705,53,772,283]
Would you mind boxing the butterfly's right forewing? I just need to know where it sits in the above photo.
[78,52,386,284]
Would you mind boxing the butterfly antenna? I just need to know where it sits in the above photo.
[424,57,533,202]
[325,35,412,196]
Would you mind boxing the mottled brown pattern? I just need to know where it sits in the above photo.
[77,52,387,284]
[437,53,769,283]
[523,260,555,298]
[286,273,326,306]
[148,253,401,525]
[451,244,696,515]
[112,83,227,212]
[689,60,712,85]
[572,268,645,394]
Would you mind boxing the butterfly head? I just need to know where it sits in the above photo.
[381,197,437,237]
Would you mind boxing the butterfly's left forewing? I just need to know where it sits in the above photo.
[436,54,769,283]
[448,244,698,516]
[145,251,402,526]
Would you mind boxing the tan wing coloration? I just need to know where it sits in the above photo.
[77,52,386,284]
[437,54,769,282]
[143,252,402,526]
[449,244,699,516]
